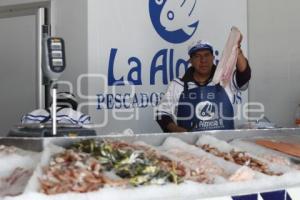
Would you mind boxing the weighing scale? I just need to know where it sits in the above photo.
[8,25,96,137]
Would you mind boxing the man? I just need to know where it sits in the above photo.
[156,39,251,132]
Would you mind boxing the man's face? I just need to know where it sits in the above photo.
[190,50,214,76]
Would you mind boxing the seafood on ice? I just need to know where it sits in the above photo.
[0,145,40,197]
[199,144,282,176]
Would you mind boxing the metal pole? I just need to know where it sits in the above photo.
[43,24,51,109]
[36,8,46,109]
[52,87,57,136]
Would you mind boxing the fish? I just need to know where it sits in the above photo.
[256,139,300,158]
[130,175,151,186]
[160,0,198,35]
[212,26,242,87]
[72,139,186,187]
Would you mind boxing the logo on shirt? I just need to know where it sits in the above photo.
[195,101,216,121]
[149,0,199,44]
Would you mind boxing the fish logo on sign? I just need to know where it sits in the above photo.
[149,0,199,44]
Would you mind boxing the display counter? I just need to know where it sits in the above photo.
[1,128,300,200]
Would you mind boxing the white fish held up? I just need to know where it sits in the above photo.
[212,26,242,87]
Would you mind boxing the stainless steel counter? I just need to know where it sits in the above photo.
[1,127,300,152]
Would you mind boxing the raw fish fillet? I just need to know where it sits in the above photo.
[0,168,33,196]
[212,26,241,87]
[228,166,255,182]
[256,140,300,158]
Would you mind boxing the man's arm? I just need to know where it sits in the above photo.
[236,49,248,72]
[235,49,251,88]
[155,80,188,133]
[156,115,187,132]
[235,34,251,88]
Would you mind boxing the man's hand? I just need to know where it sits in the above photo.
[236,33,248,72]
[166,122,188,133]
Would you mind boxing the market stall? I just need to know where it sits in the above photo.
[1,1,300,200]
[1,128,300,200]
